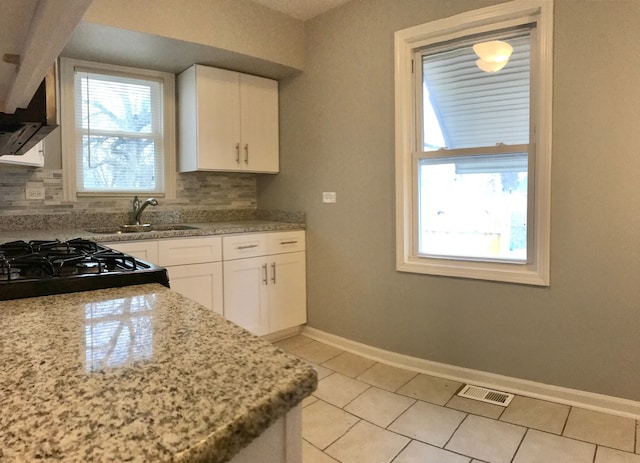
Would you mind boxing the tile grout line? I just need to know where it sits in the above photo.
[442,411,470,451]
[509,427,529,463]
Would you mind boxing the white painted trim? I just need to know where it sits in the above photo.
[394,0,553,286]
[303,327,640,420]
[59,58,176,201]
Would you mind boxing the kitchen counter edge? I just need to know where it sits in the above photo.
[0,220,305,244]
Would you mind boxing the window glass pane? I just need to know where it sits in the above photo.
[81,136,160,191]
[418,153,528,261]
[74,70,164,193]
[421,31,530,150]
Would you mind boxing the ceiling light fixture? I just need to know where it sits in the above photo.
[473,40,513,73]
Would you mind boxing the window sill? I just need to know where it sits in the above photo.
[397,256,549,286]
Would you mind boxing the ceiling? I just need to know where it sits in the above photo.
[250,0,352,20]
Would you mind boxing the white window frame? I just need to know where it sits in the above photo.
[60,58,176,200]
[394,0,553,286]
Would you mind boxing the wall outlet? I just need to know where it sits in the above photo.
[26,187,45,200]
[322,192,336,203]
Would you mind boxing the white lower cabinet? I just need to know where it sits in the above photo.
[105,240,159,264]
[223,256,269,335]
[104,230,306,334]
[105,237,223,315]
[223,231,306,336]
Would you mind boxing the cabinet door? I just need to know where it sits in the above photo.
[268,251,307,333]
[0,141,44,166]
[166,262,223,315]
[195,66,241,171]
[240,74,279,173]
[223,256,269,336]
[104,240,159,264]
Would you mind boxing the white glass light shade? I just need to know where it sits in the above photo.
[475,58,508,73]
[473,40,513,62]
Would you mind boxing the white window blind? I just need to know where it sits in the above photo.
[74,70,165,194]
[420,30,531,151]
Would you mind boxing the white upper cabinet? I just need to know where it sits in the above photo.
[0,140,44,167]
[178,65,279,173]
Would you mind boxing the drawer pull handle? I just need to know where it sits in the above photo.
[262,263,268,285]
[235,143,240,164]
[280,240,298,245]
[237,244,259,250]
[271,262,276,284]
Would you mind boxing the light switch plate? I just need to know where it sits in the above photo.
[322,192,336,203]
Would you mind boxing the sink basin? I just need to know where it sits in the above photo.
[86,224,198,234]
[151,224,198,231]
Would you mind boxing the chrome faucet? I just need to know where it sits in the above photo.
[133,196,158,225]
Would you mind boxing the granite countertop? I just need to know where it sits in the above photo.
[0,284,317,462]
[0,220,304,244]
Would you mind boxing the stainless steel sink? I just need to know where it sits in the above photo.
[151,224,198,231]
[86,224,198,234]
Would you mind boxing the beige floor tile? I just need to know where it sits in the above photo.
[500,396,569,434]
[302,400,359,450]
[311,363,333,380]
[596,447,640,463]
[512,429,595,462]
[314,372,369,408]
[322,351,376,378]
[344,386,415,428]
[356,363,418,392]
[326,420,410,463]
[388,400,466,447]
[303,395,318,408]
[446,395,504,419]
[274,334,314,351]
[393,440,471,463]
[302,440,340,463]
[446,414,526,463]
[563,407,636,452]
[288,340,344,364]
[397,373,463,406]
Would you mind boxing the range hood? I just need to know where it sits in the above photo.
[0,66,57,156]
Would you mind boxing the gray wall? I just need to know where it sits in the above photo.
[258,0,640,401]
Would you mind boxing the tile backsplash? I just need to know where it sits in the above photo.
[0,166,257,215]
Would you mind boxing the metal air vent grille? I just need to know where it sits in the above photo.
[457,384,514,406]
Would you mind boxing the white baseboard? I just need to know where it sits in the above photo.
[303,327,640,420]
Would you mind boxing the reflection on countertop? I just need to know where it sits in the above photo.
[0,284,316,462]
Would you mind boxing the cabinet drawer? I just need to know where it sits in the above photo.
[267,231,305,254]
[158,236,222,266]
[104,240,159,264]
[223,233,268,260]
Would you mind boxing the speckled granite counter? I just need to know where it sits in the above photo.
[0,220,304,244]
[0,284,317,462]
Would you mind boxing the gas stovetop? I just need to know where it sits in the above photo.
[0,239,170,301]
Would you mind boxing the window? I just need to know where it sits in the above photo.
[60,58,176,199]
[394,0,553,285]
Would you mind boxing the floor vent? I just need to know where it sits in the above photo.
[457,384,514,407]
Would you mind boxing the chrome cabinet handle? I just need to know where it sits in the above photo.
[235,143,240,164]
[271,262,276,284]
[280,240,298,245]
[237,244,258,250]
[262,263,268,285]
[244,144,249,164]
